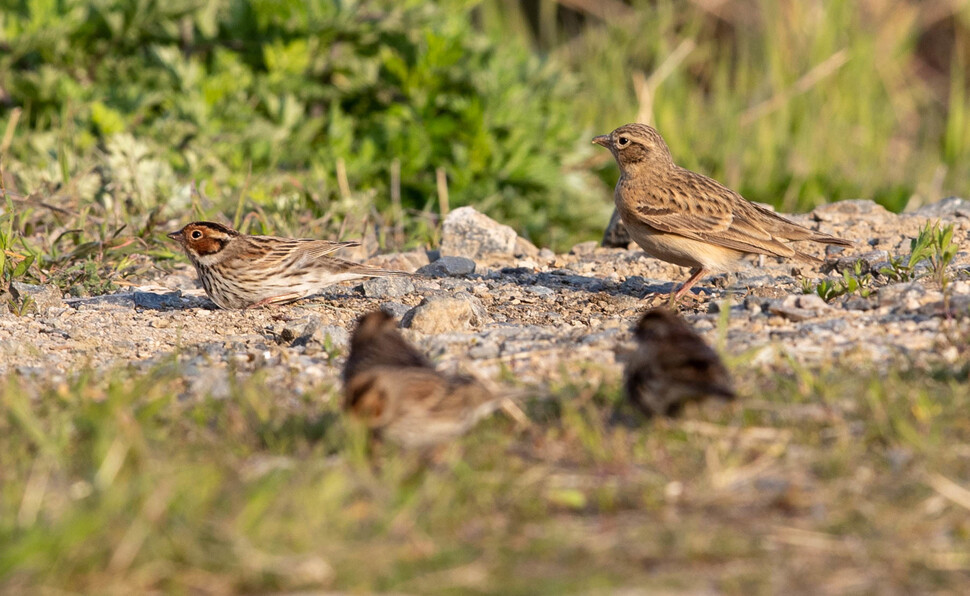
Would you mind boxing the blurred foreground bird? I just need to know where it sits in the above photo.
[343,310,512,447]
[593,124,851,302]
[167,221,406,309]
[624,307,735,417]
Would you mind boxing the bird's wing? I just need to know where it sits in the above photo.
[230,236,358,265]
[291,240,407,276]
[276,239,365,272]
[632,170,800,257]
[295,239,361,260]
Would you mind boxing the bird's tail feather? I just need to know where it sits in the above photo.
[810,233,853,247]
[793,250,823,264]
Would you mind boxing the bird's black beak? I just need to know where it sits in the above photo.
[592,135,610,148]
[166,230,181,241]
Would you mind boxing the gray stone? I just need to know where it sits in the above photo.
[912,196,970,219]
[37,319,70,339]
[311,325,349,351]
[358,275,415,298]
[514,236,540,257]
[823,250,890,275]
[570,241,599,255]
[812,199,891,222]
[497,266,535,280]
[417,256,476,277]
[379,302,412,319]
[63,293,136,309]
[825,244,848,258]
[523,285,555,297]
[619,276,647,296]
[468,341,500,359]
[784,293,829,312]
[768,294,828,321]
[411,278,444,293]
[403,292,487,333]
[843,298,876,311]
[278,315,321,346]
[767,305,816,322]
[133,290,183,310]
[878,282,927,308]
[581,329,622,345]
[619,276,672,296]
[918,294,970,318]
[743,295,768,314]
[9,282,64,313]
[707,300,726,314]
[440,206,517,257]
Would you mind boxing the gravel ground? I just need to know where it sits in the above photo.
[2,199,969,396]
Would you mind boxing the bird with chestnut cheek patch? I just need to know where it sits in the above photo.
[593,123,851,303]
[166,221,407,309]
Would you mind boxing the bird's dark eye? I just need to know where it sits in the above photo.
[617,136,629,147]
[191,230,202,239]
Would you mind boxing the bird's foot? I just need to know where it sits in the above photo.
[639,292,669,308]
[666,290,705,310]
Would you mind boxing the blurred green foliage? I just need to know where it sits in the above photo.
[480,0,970,214]
[0,0,602,249]
[1,0,970,257]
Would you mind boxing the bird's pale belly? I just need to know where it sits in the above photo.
[619,216,744,272]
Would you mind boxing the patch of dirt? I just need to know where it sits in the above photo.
[2,199,969,398]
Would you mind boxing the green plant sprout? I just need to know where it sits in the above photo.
[878,221,958,284]
[925,222,959,291]
[805,260,874,302]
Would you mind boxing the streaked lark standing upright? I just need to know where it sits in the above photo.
[593,123,850,301]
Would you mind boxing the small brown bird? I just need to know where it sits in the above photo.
[624,307,735,417]
[167,221,405,309]
[343,309,434,382]
[343,310,506,447]
[593,124,851,301]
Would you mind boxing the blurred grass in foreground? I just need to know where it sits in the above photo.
[2,359,970,593]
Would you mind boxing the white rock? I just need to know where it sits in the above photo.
[440,206,517,258]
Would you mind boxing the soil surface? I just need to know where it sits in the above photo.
[2,199,969,397]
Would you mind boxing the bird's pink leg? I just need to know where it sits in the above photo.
[245,292,306,309]
[669,267,708,305]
